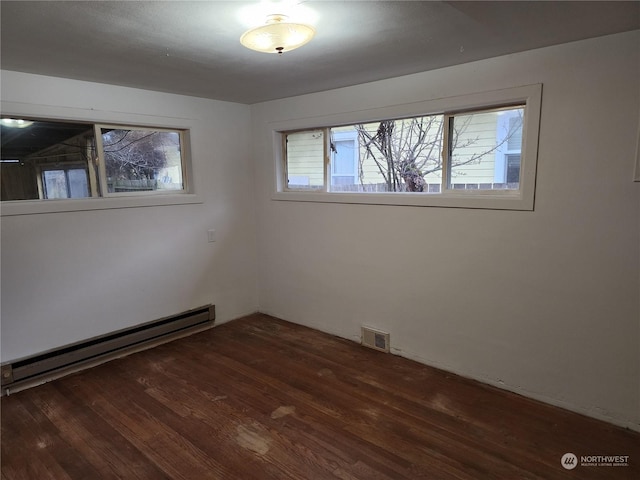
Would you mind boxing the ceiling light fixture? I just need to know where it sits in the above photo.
[240,14,315,55]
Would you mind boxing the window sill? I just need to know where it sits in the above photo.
[272,190,533,211]
[1,193,203,216]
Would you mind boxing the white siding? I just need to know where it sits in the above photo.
[285,130,325,188]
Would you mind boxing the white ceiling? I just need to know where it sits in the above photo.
[1,1,639,104]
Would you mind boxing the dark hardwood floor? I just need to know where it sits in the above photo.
[2,313,638,479]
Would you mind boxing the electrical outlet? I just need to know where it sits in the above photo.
[207,229,216,243]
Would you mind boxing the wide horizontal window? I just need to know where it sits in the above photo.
[276,84,541,210]
[284,105,525,194]
[1,118,190,202]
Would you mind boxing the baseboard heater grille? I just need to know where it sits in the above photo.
[1,304,214,392]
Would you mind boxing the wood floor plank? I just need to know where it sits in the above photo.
[29,382,172,480]
[2,313,639,479]
[16,393,103,479]
[1,396,74,480]
[67,368,246,480]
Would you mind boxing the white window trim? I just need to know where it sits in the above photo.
[271,84,542,211]
[0,105,202,216]
[1,193,202,216]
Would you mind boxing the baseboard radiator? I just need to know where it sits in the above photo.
[1,304,215,394]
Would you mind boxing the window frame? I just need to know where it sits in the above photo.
[1,112,200,216]
[272,84,542,211]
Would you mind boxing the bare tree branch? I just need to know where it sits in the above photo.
[353,110,522,191]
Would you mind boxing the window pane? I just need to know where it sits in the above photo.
[354,117,444,192]
[101,128,184,193]
[285,130,325,190]
[1,118,94,201]
[506,154,521,184]
[67,168,89,198]
[43,170,68,199]
[449,107,524,190]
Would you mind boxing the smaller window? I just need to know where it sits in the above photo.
[97,126,187,196]
[42,167,89,199]
[1,118,191,203]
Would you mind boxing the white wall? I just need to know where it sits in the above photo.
[1,71,258,362]
[251,31,640,430]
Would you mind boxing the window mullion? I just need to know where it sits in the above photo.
[36,166,45,200]
[94,124,109,196]
[86,137,100,197]
[324,127,330,192]
[282,133,289,191]
[64,170,72,198]
[442,114,452,192]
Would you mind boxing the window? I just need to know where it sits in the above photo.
[284,106,525,195]
[1,118,190,203]
[42,167,89,199]
[97,126,186,195]
[276,84,541,210]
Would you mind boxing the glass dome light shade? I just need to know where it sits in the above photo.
[240,14,315,54]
